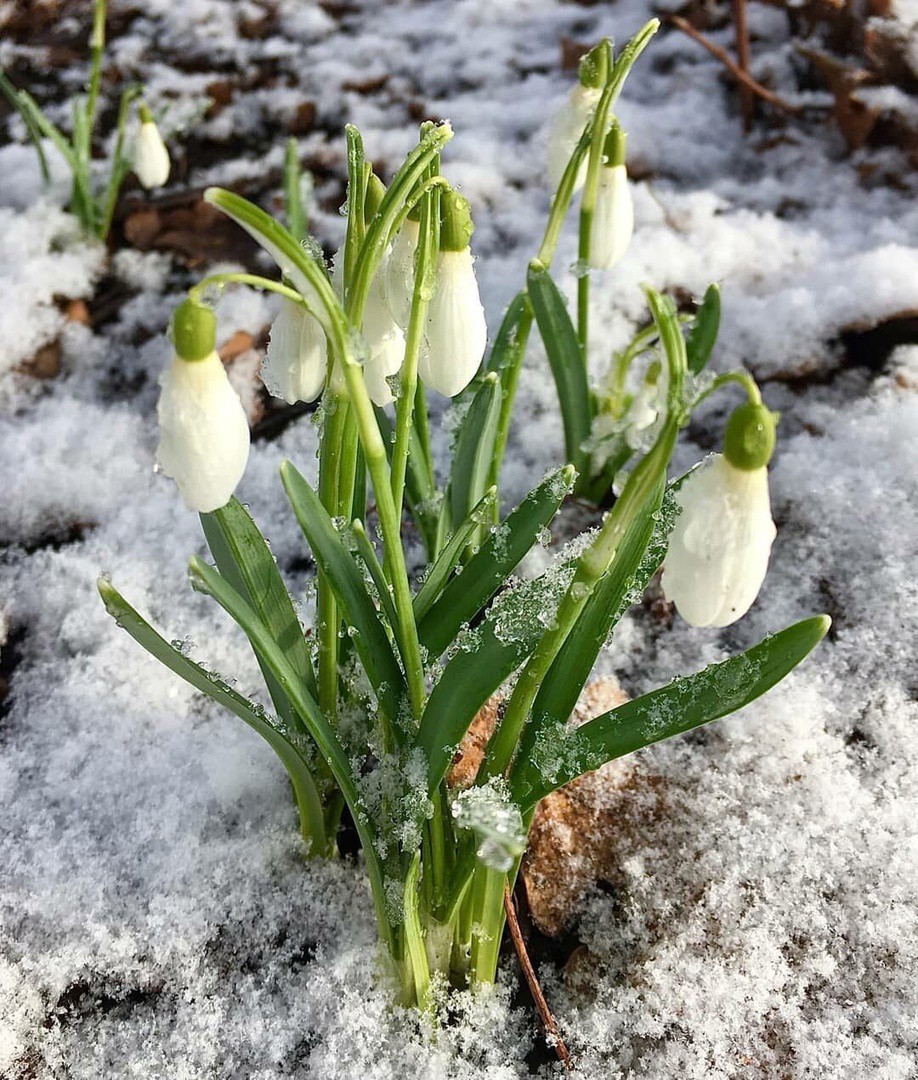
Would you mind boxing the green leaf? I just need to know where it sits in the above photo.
[413,486,498,622]
[204,187,339,334]
[686,283,721,374]
[416,563,576,793]
[280,460,407,723]
[527,260,591,477]
[446,371,502,533]
[185,558,390,895]
[525,472,666,736]
[376,405,438,557]
[201,497,318,715]
[418,465,575,658]
[511,615,831,810]
[486,290,529,379]
[97,578,328,850]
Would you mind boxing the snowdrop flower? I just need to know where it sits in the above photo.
[385,216,420,328]
[547,44,607,191]
[156,298,250,513]
[624,361,665,450]
[358,174,408,406]
[262,300,327,404]
[662,403,778,628]
[589,124,633,271]
[420,188,487,398]
[133,104,170,189]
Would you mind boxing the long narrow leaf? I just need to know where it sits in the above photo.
[280,460,406,722]
[418,465,575,658]
[413,486,497,622]
[201,498,318,718]
[417,561,577,793]
[185,558,391,903]
[511,615,831,809]
[525,472,666,735]
[97,578,328,847]
[686,283,721,374]
[527,260,591,477]
[447,372,502,532]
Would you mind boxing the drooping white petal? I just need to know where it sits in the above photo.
[385,219,420,328]
[133,121,170,189]
[589,164,634,270]
[420,248,487,398]
[547,84,601,192]
[662,454,777,628]
[262,300,327,405]
[363,326,405,406]
[156,351,250,512]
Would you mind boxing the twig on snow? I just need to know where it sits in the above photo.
[670,15,803,118]
[503,884,573,1072]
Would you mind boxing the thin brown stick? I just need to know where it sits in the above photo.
[670,16,803,117]
[732,0,755,130]
[504,884,573,1071]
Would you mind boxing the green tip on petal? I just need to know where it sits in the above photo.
[723,402,778,470]
[439,186,474,251]
[138,102,154,125]
[603,122,627,167]
[172,296,217,361]
[579,40,611,89]
[364,172,386,223]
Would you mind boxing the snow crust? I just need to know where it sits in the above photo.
[1,0,916,1076]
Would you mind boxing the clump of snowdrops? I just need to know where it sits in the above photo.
[0,0,171,240]
[100,21,828,1010]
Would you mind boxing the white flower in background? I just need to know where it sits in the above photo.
[589,124,633,271]
[363,327,405,406]
[547,84,601,191]
[623,362,665,450]
[662,403,778,628]
[420,189,486,398]
[133,104,170,189]
[156,298,249,513]
[386,217,420,328]
[262,300,327,404]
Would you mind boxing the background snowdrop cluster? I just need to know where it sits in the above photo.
[0,0,916,1076]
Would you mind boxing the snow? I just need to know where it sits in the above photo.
[1,0,916,1076]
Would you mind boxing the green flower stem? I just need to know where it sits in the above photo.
[192,271,308,307]
[317,394,349,722]
[692,368,763,409]
[84,0,107,143]
[467,867,507,984]
[490,23,658,494]
[345,122,452,329]
[391,185,438,520]
[98,84,141,240]
[479,414,679,784]
[283,137,307,243]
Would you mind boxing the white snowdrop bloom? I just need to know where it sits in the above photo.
[133,118,170,189]
[547,83,601,191]
[157,349,250,513]
[590,165,633,270]
[420,188,486,398]
[421,247,486,398]
[662,453,777,628]
[624,369,665,450]
[589,124,633,270]
[262,300,327,405]
[385,217,420,328]
[363,326,405,406]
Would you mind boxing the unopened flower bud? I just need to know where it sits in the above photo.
[133,105,170,189]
